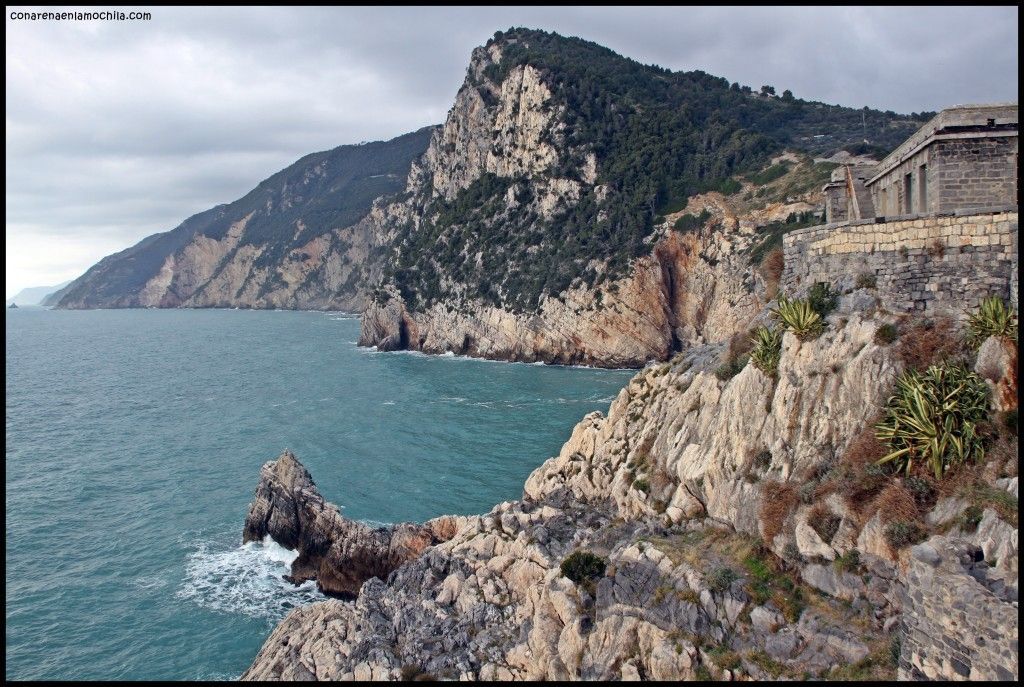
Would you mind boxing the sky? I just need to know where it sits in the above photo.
[5,6,1019,298]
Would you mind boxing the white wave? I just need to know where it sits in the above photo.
[176,535,323,623]
[359,518,394,529]
[381,400,396,406]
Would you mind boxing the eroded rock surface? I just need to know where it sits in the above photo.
[242,450,454,597]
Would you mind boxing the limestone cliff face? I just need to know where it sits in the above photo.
[54,128,434,311]
[244,300,1020,680]
[360,192,814,367]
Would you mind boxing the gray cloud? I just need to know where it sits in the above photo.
[5,5,1018,296]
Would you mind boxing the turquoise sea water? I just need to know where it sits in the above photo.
[5,308,634,680]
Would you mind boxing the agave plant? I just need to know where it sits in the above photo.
[750,325,783,376]
[966,296,1017,348]
[773,296,824,341]
[875,362,989,479]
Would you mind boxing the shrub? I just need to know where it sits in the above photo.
[896,317,967,371]
[715,355,749,381]
[674,209,712,232]
[759,248,785,297]
[966,296,1017,348]
[872,484,920,524]
[903,475,935,505]
[807,282,839,317]
[773,296,824,341]
[956,505,984,532]
[807,503,841,543]
[399,665,434,681]
[761,481,798,544]
[560,551,607,584]
[883,520,926,550]
[833,548,861,573]
[874,323,899,345]
[706,566,738,593]
[753,450,773,472]
[750,326,783,376]
[632,477,650,493]
[1002,409,1018,436]
[718,178,742,195]
[856,272,877,289]
[875,363,990,478]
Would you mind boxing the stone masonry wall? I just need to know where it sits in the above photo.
[782,210,1018,316]
[929,137,1018,213]
[898,539,1019,681]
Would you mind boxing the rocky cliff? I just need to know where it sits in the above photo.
[53,128,434,311]
[357,29,923,367]
[57,27,927,369]
[242,294,1019,680]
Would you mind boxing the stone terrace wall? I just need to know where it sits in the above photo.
[898,539,1019,681]
[782,209,1018,316]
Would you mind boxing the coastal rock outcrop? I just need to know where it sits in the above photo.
[243,450,455,597]
[244,301,1019,681]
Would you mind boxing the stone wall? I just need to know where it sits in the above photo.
[898,539,1019,681]
[782,209,1018,315]
[868,136,1018,217]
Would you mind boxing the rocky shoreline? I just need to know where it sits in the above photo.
[242,299,1019,681]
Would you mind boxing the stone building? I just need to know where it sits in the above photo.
[824,104,1018,223]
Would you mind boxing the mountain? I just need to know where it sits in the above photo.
[53,127,434,310]
[6,280,72,306]
[358,28,926,365]
[57,28,927,367]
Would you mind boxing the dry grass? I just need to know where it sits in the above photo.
[727,329,756,362]
[807,502,841,543]
[871,484,920,525]
[760,481,798,544]
[760,248,785,298]
[834,424,890,516]
[896,317,968,371]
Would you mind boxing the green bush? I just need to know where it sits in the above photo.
[715,354,749,381]
[833,549,861,573]
[718,178,742,195]
[903,476,934,505]
[856,272,877,289]
[750,326,783,376]
[883,520,926,550]
[874,323,899,345]
[706,566,738,593]
[560,551,607,584]
[674,209,712,232]
[966,296,1017,348]
[807,282,839,317]
[773,296,824,341]
[956,505,984,532]
[875,362,989,478]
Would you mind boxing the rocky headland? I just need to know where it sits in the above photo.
[241,292,1019,681]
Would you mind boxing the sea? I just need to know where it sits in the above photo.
[4,307,634,680]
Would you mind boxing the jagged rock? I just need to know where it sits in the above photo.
[975,335,1018,412]
[800,564,864,601]
[243,312,1017,681]
[925,496,971,527]
[242,450,453,597]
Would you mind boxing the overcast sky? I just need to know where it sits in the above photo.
[5,6,1018,297]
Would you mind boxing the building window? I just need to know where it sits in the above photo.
[918,164,927,213]
[904,173,913,213]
